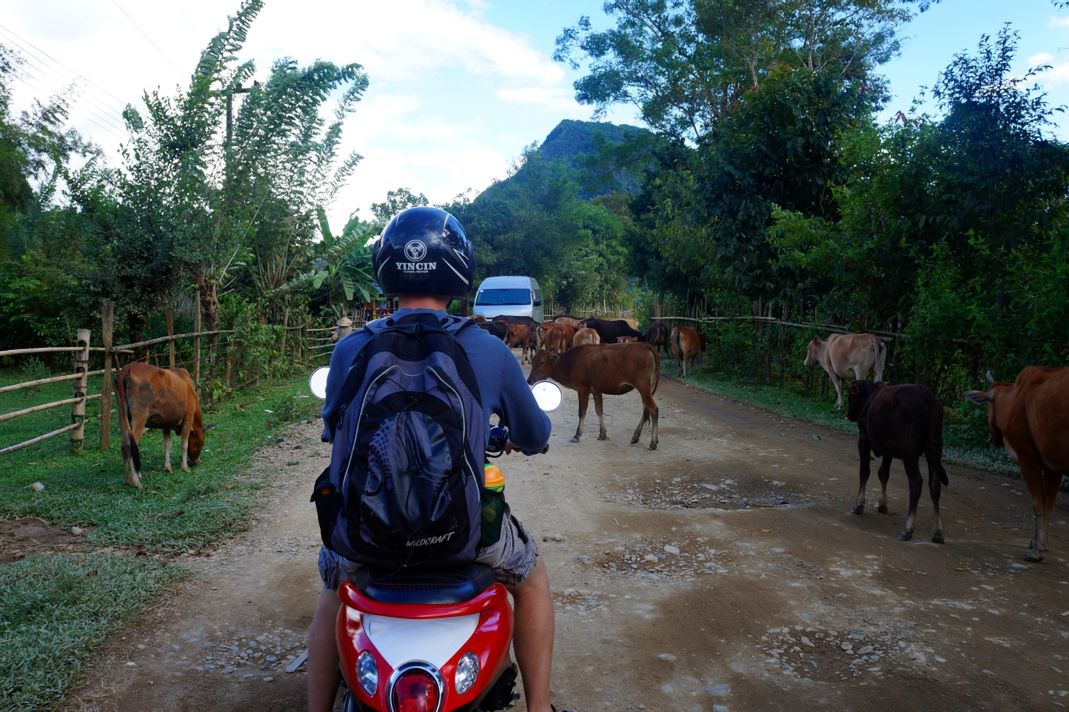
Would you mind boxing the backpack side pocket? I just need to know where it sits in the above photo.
[479,487,511,548]
[311,467,344,549]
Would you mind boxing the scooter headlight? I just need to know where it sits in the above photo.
[357,651,378,696]
[454,652,480,695]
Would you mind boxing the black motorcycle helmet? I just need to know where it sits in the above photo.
[373,206,474,298]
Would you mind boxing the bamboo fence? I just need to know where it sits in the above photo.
[1,300,334,456]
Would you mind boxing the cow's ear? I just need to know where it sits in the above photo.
[984,370,995,387]
[963,390,990,405]
[204,423,218,430]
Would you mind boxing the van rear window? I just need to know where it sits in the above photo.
[476,289,531,306]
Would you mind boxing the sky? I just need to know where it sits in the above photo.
[3,0,1069,228]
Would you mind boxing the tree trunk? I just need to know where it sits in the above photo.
[196,277,221,373]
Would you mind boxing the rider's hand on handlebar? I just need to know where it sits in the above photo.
[504,441,550,455]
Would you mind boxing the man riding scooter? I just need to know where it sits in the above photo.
[307,206,570,712]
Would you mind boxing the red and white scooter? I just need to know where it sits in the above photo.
[309,368,562,712]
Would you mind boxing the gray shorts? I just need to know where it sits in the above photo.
[319,513,539,590]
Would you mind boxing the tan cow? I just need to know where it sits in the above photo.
[543,322,577,353]
[116,362,207,489]
[965,367,1069,562]
[670,326,705,378]
[804,333,887,409]
[572,327,601,347]
[528,343,660,449]
[553,316,583,329]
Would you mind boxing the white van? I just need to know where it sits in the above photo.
[472,276,544,323]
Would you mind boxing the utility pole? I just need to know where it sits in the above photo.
[218,82,258,147]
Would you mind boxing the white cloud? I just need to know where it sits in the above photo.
[1028,52,1069,88]
[3,0,627,222]
[1050,15,1069,28]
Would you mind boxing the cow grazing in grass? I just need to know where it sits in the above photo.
[670,326,706,378]
[528,342,660,449]
[572,327,601,347]
[642,322,670,356]
[965,367,1069,562]
[579,317,645,344]
[805,333,888,409]
[847,381,948,543]
[116,362,208,489]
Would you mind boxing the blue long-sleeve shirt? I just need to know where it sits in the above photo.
[321,308,551,454]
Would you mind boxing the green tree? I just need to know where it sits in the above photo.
[370,187,430,224]
[113,0,368,346]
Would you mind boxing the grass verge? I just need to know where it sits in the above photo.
[0,553,185,710]
[0,371,321,553]
[0,368,321,710]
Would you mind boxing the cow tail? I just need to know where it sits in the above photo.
[116,370,141,474]
[671,328,681,362]
[876,338,888,383]
[651,345,661,394]
[926,403,949,487]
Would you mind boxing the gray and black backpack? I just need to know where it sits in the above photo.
[312,313,485,568]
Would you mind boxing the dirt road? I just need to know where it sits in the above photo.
[67,376,1069,711]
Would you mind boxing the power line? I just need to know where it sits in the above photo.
[110,0,183,76]
[8,52,127,134]
[0,22,129,108]
[8,71,126,142]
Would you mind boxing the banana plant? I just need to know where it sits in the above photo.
[310,205,376,311]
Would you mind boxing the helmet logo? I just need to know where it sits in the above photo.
[403,240,428,262]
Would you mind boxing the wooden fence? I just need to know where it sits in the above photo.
[0,300,340,456]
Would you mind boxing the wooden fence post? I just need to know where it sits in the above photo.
[280,306,290,362]
[193,288,202,385]
[166,308,176,368]
[336,316,353,340]
[99,302,115,449]
[71,328,90,451]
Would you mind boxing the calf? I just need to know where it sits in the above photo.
[579,317,645,344]
[670,326,705,378]
[116,362,207,489]
[528,342,660,449]
[642,322,670,356]
[965,367,1069,562]
[805,333,888,409]
[847,381,948,543]
[572,327,601,347]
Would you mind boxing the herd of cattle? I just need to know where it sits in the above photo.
[110,315,1067,565]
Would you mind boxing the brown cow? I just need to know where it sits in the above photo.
[670,326,705,378]
[527,342,660,449]
[847,381,948,543]
[804,333,888,409]
[572,327,601,347]
[116,362,207,489]
[965,367,1069,562]
[497,319,537,364]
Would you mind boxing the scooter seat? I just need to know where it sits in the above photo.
[354,563,498,605]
